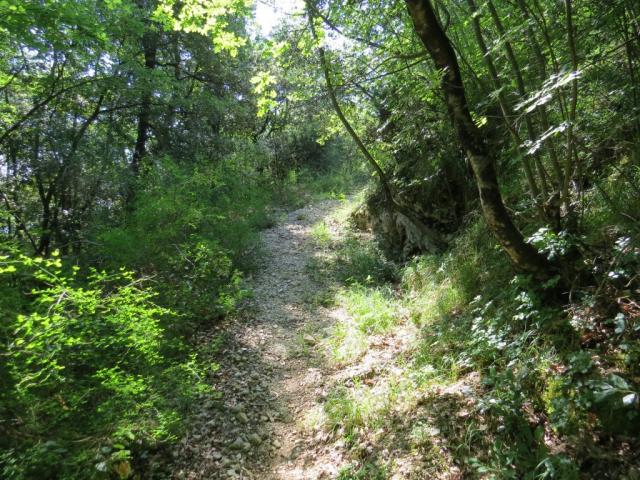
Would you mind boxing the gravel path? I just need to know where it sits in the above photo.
[170,199,349,479]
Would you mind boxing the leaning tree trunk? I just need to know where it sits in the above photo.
[405,0,552,277]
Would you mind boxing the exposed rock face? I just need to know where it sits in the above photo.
[352,203,429,258]
[352,162,475,258]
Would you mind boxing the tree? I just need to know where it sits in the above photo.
[405,0,553,277]
[305,0,446,253]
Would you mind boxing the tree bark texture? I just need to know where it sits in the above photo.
[405,0,552,277]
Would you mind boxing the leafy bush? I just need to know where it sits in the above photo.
[93,156,265,325]
[164,240,247,321]
[0,246,212,479]
[396,210,640,477]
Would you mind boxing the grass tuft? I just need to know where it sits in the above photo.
[327,286,399,363]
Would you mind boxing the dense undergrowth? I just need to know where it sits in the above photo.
[307,173,640,479]
[3,0,640,478]
[0,146,364,479]
[1,2,369,474]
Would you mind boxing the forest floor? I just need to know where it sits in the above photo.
[162,195,640,480]
[167,197,450,479]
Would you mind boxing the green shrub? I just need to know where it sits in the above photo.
[164,240,247,321]
[0,247,212,479]
[93,156,265,324]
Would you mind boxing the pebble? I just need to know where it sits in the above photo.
[229,437,249,451]
[247,433,262,446]
[163,202,343,477]
[236,411,250,424]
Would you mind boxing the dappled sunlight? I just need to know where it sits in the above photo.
[177,197,380,479]
[4,0,639,476]
[289,212,473,477]
[163,198,352,479]
[172,192,487,479]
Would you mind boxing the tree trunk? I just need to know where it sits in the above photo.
[562,0,580,212]
[405,0,552,277]
[131,30,158,177]
[465,0,543,213]
[485,0,551,199]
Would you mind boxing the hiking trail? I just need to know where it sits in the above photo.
[171,199,359,479]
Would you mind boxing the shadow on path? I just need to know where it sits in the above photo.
[167,199,347,479]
